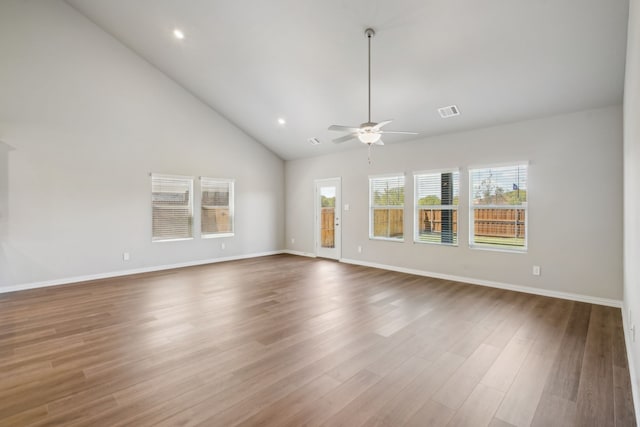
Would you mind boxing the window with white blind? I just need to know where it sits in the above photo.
[201,177,234,238]
[414,169,459,245]
[469,163,528,251]
[151,174,194,242]
[369,174,405,241]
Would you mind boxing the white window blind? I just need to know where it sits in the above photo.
[414,170,459,245]
[469,164,528,251]
[369,174,405,241]
[201,177,234,237]
[151,174,194,242]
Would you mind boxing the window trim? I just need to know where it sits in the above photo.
[200,177,235,239]
[151,173,194,243]
[467,160,530,170]
[368,173,406,242]
[468,163,528,253]
[413,169,460,247]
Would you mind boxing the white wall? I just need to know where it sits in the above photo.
[286,106,623,301]
[624,0,640,406]
[0,142,9,242]
[0,0,285,289]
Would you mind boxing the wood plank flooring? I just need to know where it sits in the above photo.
[0,254,635,426]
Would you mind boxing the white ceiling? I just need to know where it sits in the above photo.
[65,0,629,160]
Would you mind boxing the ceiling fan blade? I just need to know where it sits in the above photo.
[329,125,361,132]
[379,131,418,135]
[332,133,358,144]
[372,120,393,130]
[374,139,385,146]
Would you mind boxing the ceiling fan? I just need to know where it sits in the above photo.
[328,28,417,147]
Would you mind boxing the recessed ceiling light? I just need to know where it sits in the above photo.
[277,118,286,125]
[173,29,185,40]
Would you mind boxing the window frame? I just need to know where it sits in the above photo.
[200,177,235,239]
[468,162,528,253]
[151,173,194,243]
[413,168,460,247]
[368,173,406,242]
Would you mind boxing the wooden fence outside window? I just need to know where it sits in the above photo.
[320,207,526,247]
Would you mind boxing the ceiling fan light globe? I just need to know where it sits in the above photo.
[358,131,382,144]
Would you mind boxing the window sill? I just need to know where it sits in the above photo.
[202,233,235,239]
[369,237,405,243]
[469,244,527,254]
[413,240,458,247]
[152,237,194,243]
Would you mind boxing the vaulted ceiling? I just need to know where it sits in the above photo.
[65,0,629,160]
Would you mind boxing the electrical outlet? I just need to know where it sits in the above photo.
[344,204,350,211]
[123,252,130,261]
[532,265,541,276]
[357,245,362,253]
[221,242,225,250]
[291,237,295,244]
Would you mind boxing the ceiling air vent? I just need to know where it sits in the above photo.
[437,105,460,118]
[307,137,321,145]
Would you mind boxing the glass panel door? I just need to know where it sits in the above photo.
[315,178,341,259]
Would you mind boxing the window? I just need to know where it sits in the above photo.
[469,163,528,251]
[201,177,234,237]
[414,169,459,245]
[369,174,405,241]
[151,174,193,242]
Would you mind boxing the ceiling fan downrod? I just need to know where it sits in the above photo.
[365,28,375,125]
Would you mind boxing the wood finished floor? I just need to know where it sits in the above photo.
[0,254,635,427]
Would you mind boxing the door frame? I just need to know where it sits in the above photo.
[314,177,342,260]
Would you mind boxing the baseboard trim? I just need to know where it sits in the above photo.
[622,303,640,421]
[4,250,622,308]
[0,250,285,294]
[281,250,317,258]
[339,258,622,308]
